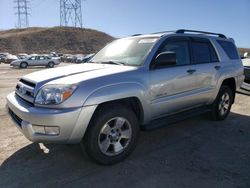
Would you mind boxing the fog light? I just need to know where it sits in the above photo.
[33,125,45,134]
[44,126,60,136]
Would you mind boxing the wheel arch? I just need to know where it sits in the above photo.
[221,77,236,103]
[93,97,144,125]
[21,61,28,65]
[83,82,149,124]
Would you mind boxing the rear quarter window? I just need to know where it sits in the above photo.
[217,40,239,60]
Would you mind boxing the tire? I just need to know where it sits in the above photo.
[47,62,54,68]
[20,62,28,68]
[210,85,233,121]
[83,104,139,165]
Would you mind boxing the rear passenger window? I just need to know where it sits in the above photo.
[192,42,210,63]
[191,40,219,64]
[217,40,239,60]
[160,41,190,66]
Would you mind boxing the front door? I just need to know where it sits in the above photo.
[149,37,198,119]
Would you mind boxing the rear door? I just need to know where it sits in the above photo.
[28,56,36,66]
[38,56,47,66]
[188,37,220,104]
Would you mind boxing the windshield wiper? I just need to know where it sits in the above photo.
[97,61,125,66]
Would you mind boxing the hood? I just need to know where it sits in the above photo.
[22,63,137,84]
[11,59,21,63]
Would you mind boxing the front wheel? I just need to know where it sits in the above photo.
[20,62,28,68]
[210,85,233,121]
[83,104,139,165]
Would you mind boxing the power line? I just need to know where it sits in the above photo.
[60,0,83,28]
[14,0,30,28]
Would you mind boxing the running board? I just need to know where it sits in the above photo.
[143,106,211,130]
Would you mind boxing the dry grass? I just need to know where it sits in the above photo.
[0,27,114,54]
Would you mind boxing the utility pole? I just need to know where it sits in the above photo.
[60,0,83,28]
[14,0,30,28]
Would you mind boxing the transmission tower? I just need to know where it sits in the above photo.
[60,0,83,28]
[14,0,30,28]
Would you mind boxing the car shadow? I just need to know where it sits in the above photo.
[10,66,53,70]
[1,112,250,187]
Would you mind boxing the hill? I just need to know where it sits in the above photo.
[0,27,114,54]
[238,48,250,57]
[0,27,249,56]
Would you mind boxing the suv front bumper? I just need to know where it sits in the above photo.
[6,92,97,143]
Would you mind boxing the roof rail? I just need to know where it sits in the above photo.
[151,30,175,35]
[176,29,227,39]
[131,34,142,36]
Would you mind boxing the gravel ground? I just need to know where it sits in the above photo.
[0,63,250,188]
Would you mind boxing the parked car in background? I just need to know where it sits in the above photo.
[76,53,95,63]
[242,57,250,81]
[17,53,28,59]
[0,53,9,63]
[4,54,18,64]
[240,56,250,93]
[10,55,60,68]
[0,54,6,64]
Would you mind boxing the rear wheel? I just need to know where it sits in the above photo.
[20,62,28,68]
[83,104,139,165]
[211,85,233,121]
[47,62,54,68]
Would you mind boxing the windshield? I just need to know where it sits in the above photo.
[91,37,159,66]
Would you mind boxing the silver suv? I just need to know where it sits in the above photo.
[6,30,244,164]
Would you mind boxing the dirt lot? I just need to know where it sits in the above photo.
[0,63,250,188]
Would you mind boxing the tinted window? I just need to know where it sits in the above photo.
[217,40,239,60]
[192,42,211,64]
[209,44,219,62]
[160,41,190,66]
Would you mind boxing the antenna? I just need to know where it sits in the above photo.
[14,0,30,28]
[60,0,83,28]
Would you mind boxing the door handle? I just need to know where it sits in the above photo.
[187,69,196,74]
[214,65,221,70]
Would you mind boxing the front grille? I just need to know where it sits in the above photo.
[9,108,22,127]
[15,78,36,105]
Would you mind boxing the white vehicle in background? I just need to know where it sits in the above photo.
[17,53,28,59]
[76,53,95,63]
[10,55,61,68]
[4,54,18,64]
[240,53,250,93]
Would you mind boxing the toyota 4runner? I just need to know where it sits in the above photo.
[6,29,244,164]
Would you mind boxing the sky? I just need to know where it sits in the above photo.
[0,0,249,47]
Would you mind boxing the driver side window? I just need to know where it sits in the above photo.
[159,40,190,66]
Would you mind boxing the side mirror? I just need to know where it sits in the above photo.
[153,51,176,69]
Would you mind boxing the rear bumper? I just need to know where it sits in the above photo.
[6,92,97,143]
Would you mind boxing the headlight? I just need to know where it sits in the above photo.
[35,85,77,105]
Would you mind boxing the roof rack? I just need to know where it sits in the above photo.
[151,31,175,35]
[131,34,142,37]
[176,29,227,39]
